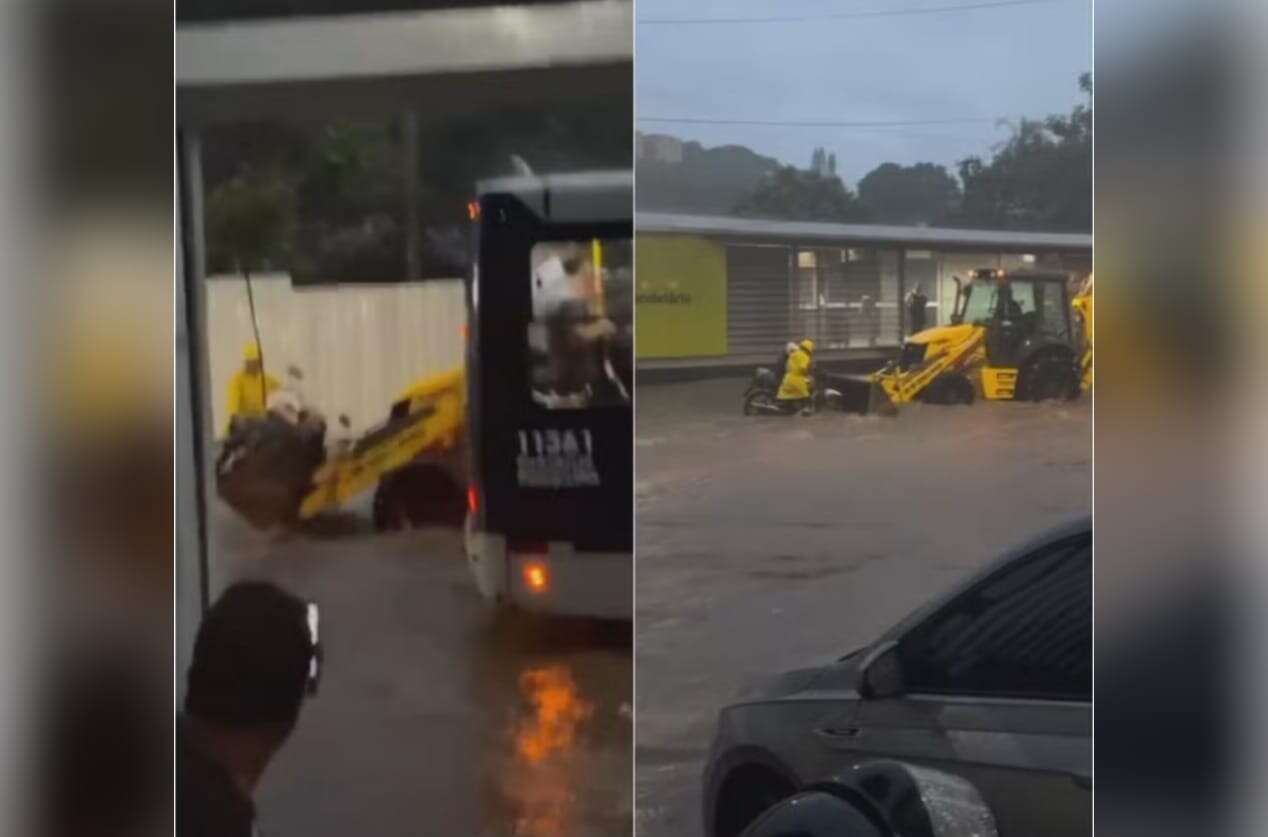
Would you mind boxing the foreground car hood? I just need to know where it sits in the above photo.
[737,651,866,702]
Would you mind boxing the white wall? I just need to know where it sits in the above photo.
[206,273,465,436]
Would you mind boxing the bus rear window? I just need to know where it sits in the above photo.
[527,239,632,409]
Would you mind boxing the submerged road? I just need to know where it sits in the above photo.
[635,378,1091,837]
[209,508,632,837]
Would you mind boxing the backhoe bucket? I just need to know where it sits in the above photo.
[825,374,897,416]
[215,414,324,529]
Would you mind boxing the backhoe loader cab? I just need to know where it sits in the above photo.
[952,269,1074,366]
[851,269,1081,412]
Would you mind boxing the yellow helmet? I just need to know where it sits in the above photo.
[243,342,262,361]
[799,339,815,353]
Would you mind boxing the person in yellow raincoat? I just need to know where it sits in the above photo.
[225,342,280,434]
[777,339,815,413]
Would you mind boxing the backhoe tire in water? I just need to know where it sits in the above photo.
[920,373,976,405]
[373,464,465,531]
[1017,352,1079,403]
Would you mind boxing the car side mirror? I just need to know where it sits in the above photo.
[858,640,904,700]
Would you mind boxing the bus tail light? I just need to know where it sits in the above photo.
[523,561,550,594]
[467,485,479,515]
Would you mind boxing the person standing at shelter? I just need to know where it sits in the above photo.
[862,294,879,346]
[906,284,928,335]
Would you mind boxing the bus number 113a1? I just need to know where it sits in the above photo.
[516,428,599,488]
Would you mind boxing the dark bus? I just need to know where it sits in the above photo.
[463,171,632,619]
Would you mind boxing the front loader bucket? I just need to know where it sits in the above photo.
[824,374,897,416]
[215,414,324,529]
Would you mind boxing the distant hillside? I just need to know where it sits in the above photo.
[636,137,781,215]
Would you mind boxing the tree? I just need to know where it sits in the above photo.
[856,162,961,225]
[202,100,632,280]
[828,153,837,176]
[417,100,632,218]
[205,168,296,274]
[288,121,411,280]
[733,166,867,222]
[955,74,1091,231]
[636,137,782,214]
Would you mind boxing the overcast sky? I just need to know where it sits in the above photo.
[636,0,1091,188]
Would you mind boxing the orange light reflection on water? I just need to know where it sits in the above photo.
[506,665,594,836]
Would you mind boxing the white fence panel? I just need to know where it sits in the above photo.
[206,273,465,436]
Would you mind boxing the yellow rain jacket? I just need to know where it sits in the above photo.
[226,369,281,428]
[777,346,812,400]
[226,342,281,430]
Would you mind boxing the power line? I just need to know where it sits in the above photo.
[637,116,1003,128]
[638,0,1071,25]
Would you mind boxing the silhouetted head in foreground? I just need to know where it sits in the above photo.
[180,581,313,833]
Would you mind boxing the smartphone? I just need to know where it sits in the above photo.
[306,601,322,695]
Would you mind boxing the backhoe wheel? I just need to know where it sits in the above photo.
[1018,353,1079,403]
[373,465,464,532]
[921,373,975,406]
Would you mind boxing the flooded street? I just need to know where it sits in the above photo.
[635,377,1091,837]
[209,507,632,837]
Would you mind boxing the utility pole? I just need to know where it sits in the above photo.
[403,110,421,281]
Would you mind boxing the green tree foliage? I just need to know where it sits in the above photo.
[299,123,403,225]
[732,166,867,222]
[647,73,1089,232]
[956,74,1091,231]
[415,100,633,223]
[290,123,408,281]
[856,162,962,225]
[205,169,296,274]
[200,100,631,279]
[636,138,781,214]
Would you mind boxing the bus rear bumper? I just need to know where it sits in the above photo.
[464,526,509,602]
[465,527,631,621]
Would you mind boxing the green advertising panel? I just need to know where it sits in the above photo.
[635,235,727,358]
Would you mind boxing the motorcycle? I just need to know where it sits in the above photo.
[742,367,843,415]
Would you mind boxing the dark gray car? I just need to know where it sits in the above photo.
[703,518,1091,837]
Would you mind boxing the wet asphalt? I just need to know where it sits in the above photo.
[634,378,1091,837]
[194,377,1090,837]
[209,505,632,837]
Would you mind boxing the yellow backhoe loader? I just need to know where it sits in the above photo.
[1072,273,1094,392]
[216,368,467,530]
[833,269,1089,414]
